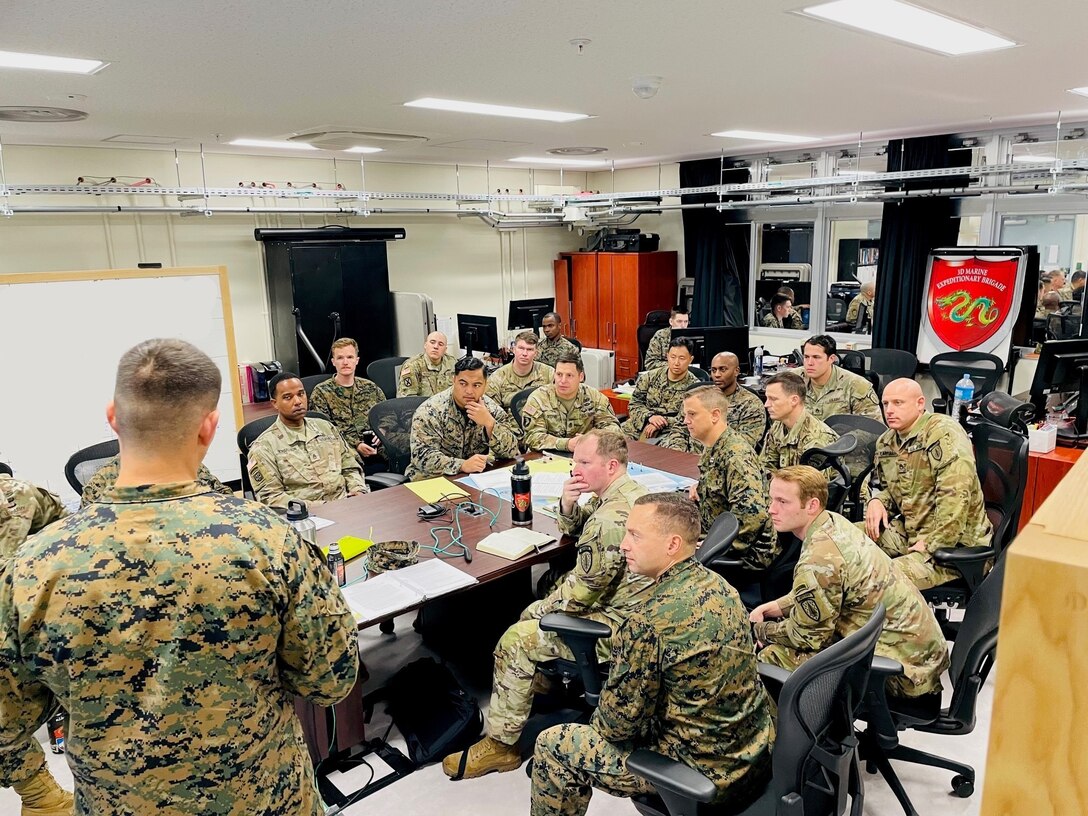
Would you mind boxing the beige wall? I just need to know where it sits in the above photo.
[0,145,605,361]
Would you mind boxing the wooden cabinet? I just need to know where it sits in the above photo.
[555,251,677,382]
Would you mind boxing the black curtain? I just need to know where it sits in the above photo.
[872,135,971,351]
[679,159,751,327]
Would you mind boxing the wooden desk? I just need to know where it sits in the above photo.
[241,401,277,424]
[1018,446,1083,531]
[601,388,631,417]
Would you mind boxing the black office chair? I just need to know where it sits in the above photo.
[509,386,540,429]
[690,366,711,382]
[824,415,887,522]
[1046,311,1081,340]
[799,434,858,515]
[568,337,583,352]
[699,511,740,569]
[826,297,848,323]
[301,373,329,399]
[368,397,427,475]
[858,560,1004,815]
[859,349,918,394]
[0,462,13,477]
[64,439,121,493]
[928,351,1004,414]
[922,421,1027,619]
[638,324,663,371]
[837,351,867,377]
[366,355,409,400]
[976,391,1035,435]
[626,605,886,816]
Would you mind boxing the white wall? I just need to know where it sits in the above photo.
[0,145,587,361]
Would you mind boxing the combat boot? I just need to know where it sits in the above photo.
[12,768,74,816]
[442,736,521,779]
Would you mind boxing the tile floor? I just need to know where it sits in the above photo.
[2,612,990,815]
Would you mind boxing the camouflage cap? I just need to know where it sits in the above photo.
[365,540,421,575]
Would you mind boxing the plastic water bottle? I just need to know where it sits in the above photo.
[951,373,975,420]
[753,346,764,377]
[326,542,347,587]
[511,456,533,526]
[286,499,317,548]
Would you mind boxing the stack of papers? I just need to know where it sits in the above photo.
[340,559,477,624]
[404,477,468,502]
[476,528,557,561]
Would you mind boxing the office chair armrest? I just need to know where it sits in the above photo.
[710,557,745,571]
[931,546,995,567]
[932,397,948,415]
[539,614,612,641]
[869,655,905,678]
[626,750,718,804]
[365,472,409,491]
[756,662,793,703]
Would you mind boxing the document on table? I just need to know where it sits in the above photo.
[531,472,568,498]
[632,471,688,492]
[459,468,512,492]
[340,559,478,624]
[404,477,469,502]
[309,515,336,531]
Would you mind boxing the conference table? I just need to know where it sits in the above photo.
[296,441,699,767]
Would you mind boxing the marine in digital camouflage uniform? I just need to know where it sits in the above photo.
[0,338,360,816]
[1,474,66,561]
[308,375,387,451]
[805,364,882,422]
[248,416,367,508]
[443,432,652,779]
[760,409,839,471]
[724,385,767,450]
[531,494,773,815]
[405,388,520,481]
[621,362,699,453]
[643,326,672,370]
[81,454,231,508]
[754,496,949,699]
[486,361,554,408]
[868,407,992,590]
[396,331,458,398]
[521,384,619,452]
[536,336,579,368]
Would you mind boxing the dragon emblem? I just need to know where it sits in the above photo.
[935,290,1000,328]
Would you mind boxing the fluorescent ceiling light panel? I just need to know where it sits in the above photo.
[1068,87,1088,98]
[712,130,819,144]
[1012,154,1055,162]
[345,146,383,153]
[508,156,609,167]
[799,0,1016,56]
[229,139,318,150]
[405,97,588,123]
[0,49,107,74]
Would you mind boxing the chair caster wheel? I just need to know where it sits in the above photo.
[865,760,877,774]
[951,774,974,798]
[379,619,395,635]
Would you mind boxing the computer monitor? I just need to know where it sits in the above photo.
[671,326,751,371]
[507,297,555,330]
[456,314,500,358]
[1029,337,1088,441]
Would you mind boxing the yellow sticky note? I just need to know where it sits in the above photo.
[322,536,373,562]
[404,477,470,503]
[528,457,573,475]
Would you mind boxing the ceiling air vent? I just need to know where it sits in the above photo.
[0,106,87,122]
[289,129,428,151]
[547,146,608,156]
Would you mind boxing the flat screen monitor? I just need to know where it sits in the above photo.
[671,326,751,371]
[507,297,555,331]
[1029,337,1088,439]
[456,314,500,357]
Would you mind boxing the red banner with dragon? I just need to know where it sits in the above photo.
[925,255,1019,351]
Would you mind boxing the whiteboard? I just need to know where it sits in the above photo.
[0,267,243,506]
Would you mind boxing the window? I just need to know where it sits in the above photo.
[753,222,814,332]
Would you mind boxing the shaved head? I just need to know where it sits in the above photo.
[881,378,926,431]
[710,351,741,391]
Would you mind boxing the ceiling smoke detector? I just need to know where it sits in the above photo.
[547,146,608,156]
[631,76,663,100]
[289,128,428,151]
[0,106,87,122]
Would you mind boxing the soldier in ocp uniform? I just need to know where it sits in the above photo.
[530,493,774,816]
[760,371,839,473]
[709,351,768,449]
[0,473,72,815]
[621,339,700,452]
[486,331,554,408]
[0,338,360,815]
[682,386,774,569]
[443,431,653,780]
[396,331,458,397]
[801,335,882,422]
[865,378,993,590]
[536,312,580,368]
[406,356,520,481]
[308,337,388,464]
[521,353,619,452]
[643,306,689,370]
[752,466,949,699]
[81,455,231,508]
[247,372,368,508]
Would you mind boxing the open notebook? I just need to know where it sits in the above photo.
[340,559,478,624]
[475,528,557,561]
